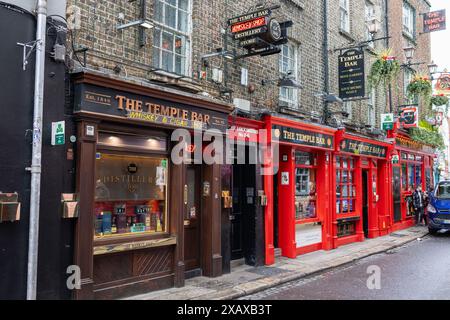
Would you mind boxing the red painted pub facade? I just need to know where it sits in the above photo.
[228,115,435,266]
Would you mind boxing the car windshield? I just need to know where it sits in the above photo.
[436,182,450,199]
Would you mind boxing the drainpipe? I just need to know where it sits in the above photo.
[385,0,393,113]
[26,0,47,300]
[323,0,330,124]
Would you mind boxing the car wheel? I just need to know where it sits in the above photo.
[428,227,438,235]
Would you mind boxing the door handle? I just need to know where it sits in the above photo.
[229,215,235,221]
[184,185,188,205]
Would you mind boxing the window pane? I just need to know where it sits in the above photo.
[175,55,185,75]
[162,51,174,72]
[154,0,164,23]
[165,4,177,29]
[178,10,188,32]
[162,31,174,51]
[152,47,160,68]
[179,0,189,11]
[94,154,168,238]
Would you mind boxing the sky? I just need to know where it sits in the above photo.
[430,0,450,72]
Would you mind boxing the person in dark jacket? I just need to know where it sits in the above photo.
[413,185,427,226]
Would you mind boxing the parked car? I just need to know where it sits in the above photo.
[427,180,450,234]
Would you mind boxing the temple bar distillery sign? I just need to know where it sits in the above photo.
[74,83,228,132]
[272,125,334,150]
[340,138,387,158]
[338,48,365,99]
[423,10,446,33]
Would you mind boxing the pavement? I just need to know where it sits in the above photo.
[125,226,428,300]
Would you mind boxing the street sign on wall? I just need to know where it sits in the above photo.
[423,9,446,33]
[381,113,394,130]
[51,121,65,146]
[338,48,365,99]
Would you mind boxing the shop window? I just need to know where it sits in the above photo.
[295,151,317,220]
[415,165,422,186]
[408,163,414,188]
[401,163,407,191]
[337,221,356,237]
[336,156,356,215]
[94,153,168,239]
[152,0,191,76]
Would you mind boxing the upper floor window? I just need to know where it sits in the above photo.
[279,43,300,108]
[403,1,416,38]
[365,1,375,48]
[340,0,350,32]
[152,0,191,76]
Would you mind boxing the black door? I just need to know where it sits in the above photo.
[184,164,201,277]
[362,170,369,238]
[231,164,244,260]
[393,166,402,222]
[273,172,279,249]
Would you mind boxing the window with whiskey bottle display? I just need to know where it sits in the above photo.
[294,151,317,220]
[94,152,168,239]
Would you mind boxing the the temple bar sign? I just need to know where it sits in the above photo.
[423,10,446,33]
[228,9,270,26]
[338,48,365,99]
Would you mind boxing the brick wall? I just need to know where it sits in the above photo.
[65,0,431,131]
[388,0,431,116]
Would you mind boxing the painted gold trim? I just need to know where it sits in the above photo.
[93,236,176,255]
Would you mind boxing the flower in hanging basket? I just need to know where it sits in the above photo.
[368,49,400,90]
[431,94,449,106]
[407,74,432,99]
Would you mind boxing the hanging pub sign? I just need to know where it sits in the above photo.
[435,73,450,96]
[272,125,334,150]
[338,48,365,99]
[401,106,418,128]
[339,138,387,158]
[228,6,292,58]
[423,9,446,33]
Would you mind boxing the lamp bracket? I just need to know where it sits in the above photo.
[17,40,42,71]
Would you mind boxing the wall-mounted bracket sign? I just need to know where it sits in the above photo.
[423,9,446,33]
[228,6,292,59]
[338,48,365,99]
[0,192,20,222]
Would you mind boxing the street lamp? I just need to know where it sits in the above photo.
[366,17,381,36]
[428,61,438,75]
[262,71,303,89]
[201,48,236,65]
[116,19,154,30]
[403,46,416,63]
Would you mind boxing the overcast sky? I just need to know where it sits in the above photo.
[430,0,449,72]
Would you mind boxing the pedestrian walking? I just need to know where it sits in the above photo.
[413,185,426,226]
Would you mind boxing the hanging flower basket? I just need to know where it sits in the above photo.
[431,94,449,106]
[407,74,432,98]
[367,48,401,90]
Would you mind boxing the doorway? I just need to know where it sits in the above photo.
[230,144,260,265]
[362,170,369,238]
[184,164,202,278]
[392,166,402,222]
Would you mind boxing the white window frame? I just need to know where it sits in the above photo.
[403,1,416,38]
[365,1,375,48]
[340,0,350,32]
[403,68,418,104]
[152,0,192,76]
[279,43,300,108]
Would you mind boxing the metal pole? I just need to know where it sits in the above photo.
[323,0,330,124]
[27,0,47,300]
